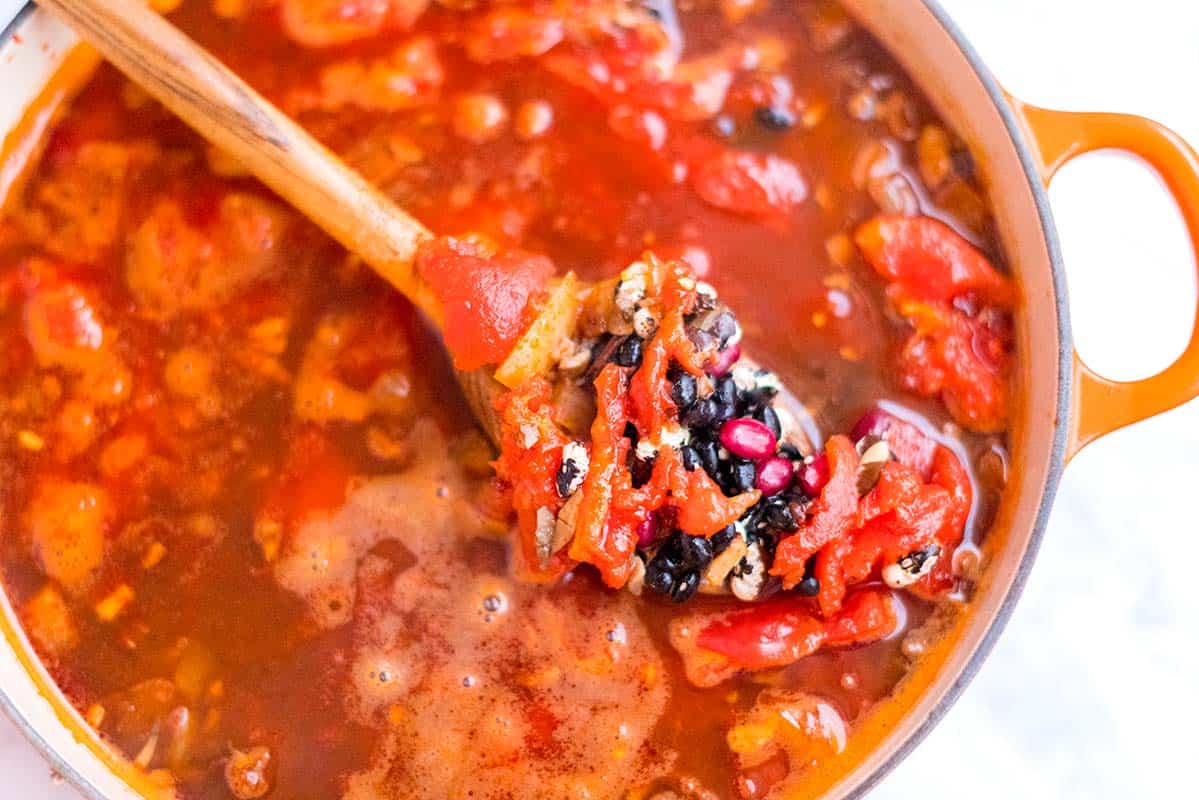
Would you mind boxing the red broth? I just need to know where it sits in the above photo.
[0,1,1012,798]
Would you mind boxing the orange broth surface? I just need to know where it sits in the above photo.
[0,1,1014,798]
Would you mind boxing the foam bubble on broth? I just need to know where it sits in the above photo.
[274,422,673,798]
[343,586,674,800]
[273,420,469,629]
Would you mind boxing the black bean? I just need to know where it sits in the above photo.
[757,405,782,441]
[683,398,719,430]
[711,312,738,346]
[723,459,756,494]
[711,525,737,553]
[712,378,738,424]
[716,375,737,407]
[903,543,942,572]
[754,106,795,131]
[744,386,779,412]
[651,539,680,564]
[741,503,764,534]
[656,534,683,561]
[736,457,757,481]
[754,530,778,560]
[629,454,655,488]
[555,459,580,497]
[689,328,717,354]
[786,498,808,525]
[678,534,714,569]
[645,561,675,596]
[781,490,808,507]
[671,373,697,410]
[752,379,779,399]
[680,445,700,471]
[779,442,803,461]
[615,335,644,368]
[694,438,720,477]
[795,555,819,596]
[623,422,639,444]
[763,501,797,532]
[670,571,701,603]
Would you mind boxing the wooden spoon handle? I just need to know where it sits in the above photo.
[39,0,442,324]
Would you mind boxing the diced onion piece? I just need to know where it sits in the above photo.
[23,584,78,655]
[95,584,135,622]
[495,272,580,389]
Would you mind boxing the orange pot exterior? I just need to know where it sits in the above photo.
[1009,98,1199,459]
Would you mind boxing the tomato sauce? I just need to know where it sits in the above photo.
[0,1,1014,798]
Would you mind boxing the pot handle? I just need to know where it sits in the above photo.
[1009,98,1199,458]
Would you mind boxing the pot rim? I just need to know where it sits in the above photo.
[0,2,33,41]
[842,1,1073,795]
[0,1,1074,798]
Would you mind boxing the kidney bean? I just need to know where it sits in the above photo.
[636,515,659,547]
[709,343,742,376]
[798,453,830,495]
[755,455,795,496]
[720,418,777,460]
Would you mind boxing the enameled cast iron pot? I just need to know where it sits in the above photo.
[2,2,1199,798]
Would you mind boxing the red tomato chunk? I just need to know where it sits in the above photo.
[856,215,1016,431]
[856,216,1015,307]
[671,588,898,687]
[415,236,554,370]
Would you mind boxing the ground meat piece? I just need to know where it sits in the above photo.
[279,0,428,48]
[22,584,79,656]
[12,141,158,264]
[25,479,112,597]
[306,36,445,113]
[728,690,846,799]
[19,261,107,372]
[460,8,565,63]
[124,192,290,320]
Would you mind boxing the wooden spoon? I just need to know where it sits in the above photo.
[37,0,819,450]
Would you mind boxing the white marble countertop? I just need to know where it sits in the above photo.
[3,0,1198,797]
